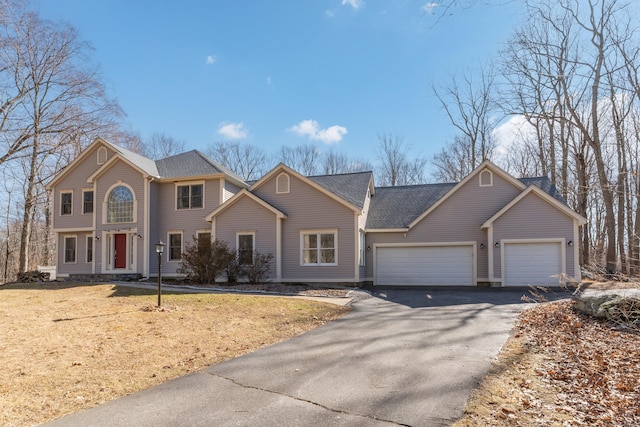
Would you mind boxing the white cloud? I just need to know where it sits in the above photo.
[266,76,273,86]
[217,122,248,140]
[342,0,364,10]
[325,9,335,17]
[421,2,439,14]
[492,115,535,156]
[288,119,347,145]
[206,55,217,65]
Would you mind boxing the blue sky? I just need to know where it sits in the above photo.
[36,0,522,167]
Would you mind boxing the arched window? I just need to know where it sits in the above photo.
[97,147,107,165]
[276,173,290,194]
[107,185,134,223]
[479,169,493,187]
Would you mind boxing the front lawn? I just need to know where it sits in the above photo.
[0,283,349,426]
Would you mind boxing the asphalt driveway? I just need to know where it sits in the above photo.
[43,288,534,427]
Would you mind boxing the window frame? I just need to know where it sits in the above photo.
[64,235,77,264]
[86,235,93,263]
[300,230,338,266]
[167,232,183,262]
[236,232,255,266]
[97,146,107,165]
[60,191,73,216]
[105,183,136,224]
[82,189,94,215]
[175,182,204,210]
[276,173,290,194]
[479,169,493,187]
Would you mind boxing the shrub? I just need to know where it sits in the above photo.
[239,252,274,284]
[177,237,236,284]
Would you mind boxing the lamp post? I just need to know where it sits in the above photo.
[155,241,165,307]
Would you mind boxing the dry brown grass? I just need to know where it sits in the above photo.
[455,298,640,426]
[0,283,349,427]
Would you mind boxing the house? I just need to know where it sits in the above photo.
[46,137,586,286]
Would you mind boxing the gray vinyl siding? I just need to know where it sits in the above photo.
[56,233,92,275]
[53,144,118,230]
[365,172,522,280]
[492,193,575,278]
[94,160,146,273]
[255,173,356,281]
[223,180,242,202]
[156,178,221,275]
[215,196,278,280]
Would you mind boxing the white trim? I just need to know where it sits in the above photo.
[276,172,290,194]
[87,152,153,184]
[63,234,78,264]
[99,228,139,273]
[167,231,184,263]
[276,217,282,281]
[97,146,107,165]
[82,188,94,215]
[500,239,565,287]
[60,190,73,216]
[236,231,256,265]
[573,220,581,282]
[103,182,138,225]
[364,228,410,233]
[300,229,338,266]
[205,189,287,222]
[372,241,477,286]
[481,185,587,229]
[47,138,111,189]
[53,227,94,233]
[175,181,205,211]
[354,214,360,281]
[487,226,495,282]
[479,169,493,187]
[250,163,361,213]
[409,160,526,229]
[143,178,150,277]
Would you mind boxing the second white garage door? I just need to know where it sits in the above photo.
[503,241,563,286]
[375,245,474,286]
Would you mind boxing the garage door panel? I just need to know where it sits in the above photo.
[504,242,562,287]
[376,245,473,286]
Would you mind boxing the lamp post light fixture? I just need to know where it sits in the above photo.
[155,241,165,307]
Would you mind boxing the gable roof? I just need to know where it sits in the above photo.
[366,172,569,231]
[155,150,247,186]
[481,184,587,228]
[250,163,369,213]
[366,183,456,230]
[204,188,287,222]
[307,171,373,210]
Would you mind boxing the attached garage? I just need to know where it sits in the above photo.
[375,244,475,286]
[502,241,564,287]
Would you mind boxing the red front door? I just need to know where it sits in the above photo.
[114,234,127,269]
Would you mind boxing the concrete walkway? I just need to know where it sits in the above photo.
[43,288,533,427]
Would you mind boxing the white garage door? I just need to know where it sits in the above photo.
[503,242,562,287]
[375,245,474,286]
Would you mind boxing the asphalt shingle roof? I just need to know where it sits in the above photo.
[155,150,246,183]
[366,183,456,229]
[108,142,159,177]
[366,176,564,230]
[307,171,373,209]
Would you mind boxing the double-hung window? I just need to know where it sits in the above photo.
[83,190,94,214]
[64,236,77,263]
[301,231,337,266]
[237,233,254,265]
[86,236,93,263]
[168,233,182,261]
[176,183,203,210]
[60,191,72,215]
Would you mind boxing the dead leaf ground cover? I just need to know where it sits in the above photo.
[0,283,349,427]
[456,291,640,426]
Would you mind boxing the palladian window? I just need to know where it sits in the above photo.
[107,185,134,223]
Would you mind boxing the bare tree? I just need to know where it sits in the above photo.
[206,141,269,181]
[142,132,185,160]
[376,133,427,186]
[278,144,321,176]
[433,65,499,169]
[322,148,372,175]
[1,9,122,274]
